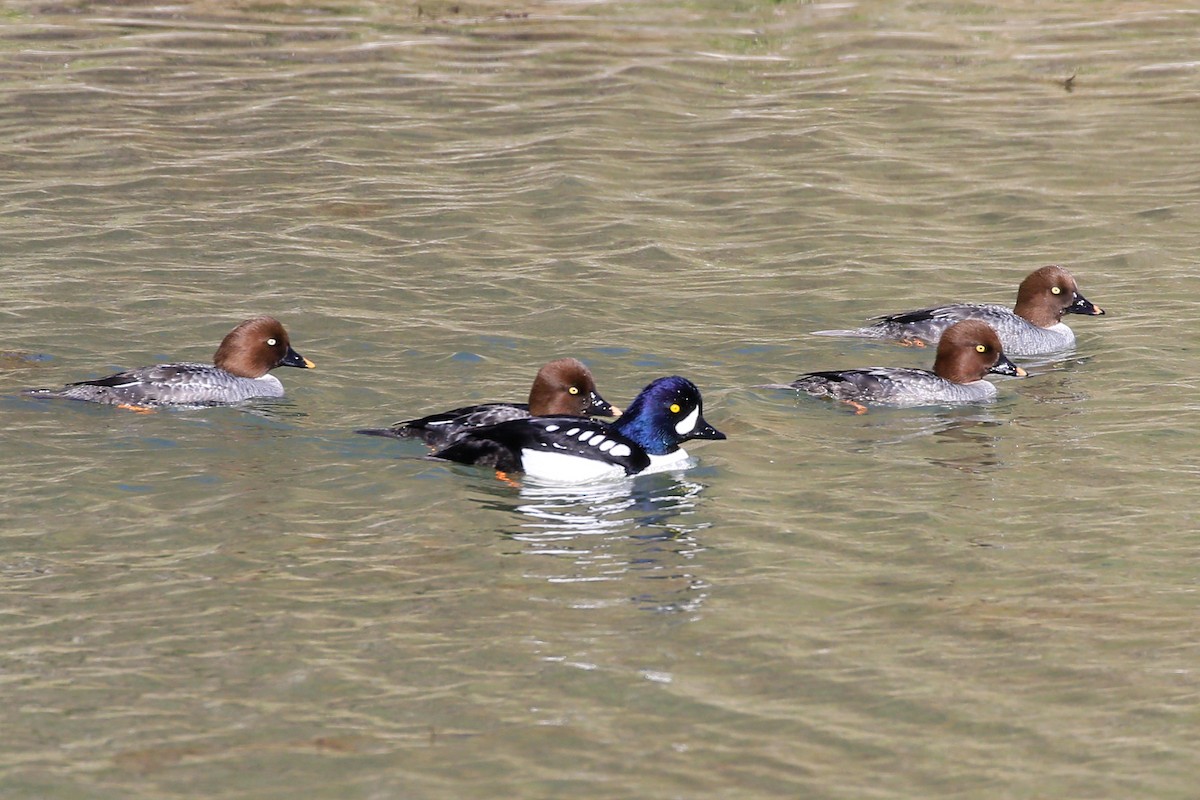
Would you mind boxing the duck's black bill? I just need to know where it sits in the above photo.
[587,390,620,417]
[688,417,727,441]
[1068,292,1105,316]
[989,353,1026,377]
[280,346,316,369]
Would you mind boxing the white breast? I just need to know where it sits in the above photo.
[642,448,694,475]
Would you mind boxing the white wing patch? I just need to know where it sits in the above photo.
[609,444,632,458]
[674,406,700,435]
[544,424,560,432]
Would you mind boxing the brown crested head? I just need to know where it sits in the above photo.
[527,358,620,417]
[1013,265,1083,327]
[213,316,315,378]
[932,319,1026,383]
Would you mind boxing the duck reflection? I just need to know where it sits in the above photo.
[828,407,1008,474]
[923,414,1007,473]
[493,473,712,613]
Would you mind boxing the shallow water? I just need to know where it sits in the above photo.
[3,1,1200,797]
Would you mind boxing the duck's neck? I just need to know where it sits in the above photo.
[612,413,677,456]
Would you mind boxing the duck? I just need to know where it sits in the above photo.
[771,319,1025,413]
[24,316,314,408]
[432,375,726,483]
[356,357,619,448]
[812,265,1105,355]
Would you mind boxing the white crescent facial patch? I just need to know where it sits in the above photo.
[674,405,699,435]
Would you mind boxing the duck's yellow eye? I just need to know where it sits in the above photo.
[1051,286,1062,295]
[975,344,987,353]
[669,403,681,414]
[266,338,277,346]
[568,386,579,395]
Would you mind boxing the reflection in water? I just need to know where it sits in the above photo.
[857,408,1003,444]
[230,400,310,423]
[494,473,712,613]
[924,415,1007,474]
[0,351,52,368]
[1013,363,1091,407]
[834,408,1010,474]
[1007,351,1090,375]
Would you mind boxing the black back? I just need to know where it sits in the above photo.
[434,416,651,476]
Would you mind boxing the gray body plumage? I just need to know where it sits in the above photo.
[814,303,1075,356]
[30,363,285,406]
[791,367,998,407]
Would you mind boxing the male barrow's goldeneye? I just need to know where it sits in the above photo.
[24,316,314,409]
[772,319,1025,414]
[812,264,1105,355]
[356,357,619,448]
[432,375,726,483]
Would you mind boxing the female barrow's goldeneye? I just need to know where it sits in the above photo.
[356,358,619,448]
[813,265,1105,355]
[771,319,1026,414]
[24,316,314,409]
[432,375,726,483]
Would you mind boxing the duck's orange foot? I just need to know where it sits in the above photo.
[843,400,869,415]
[117,403,156,414]
[898,338,927,348]
[494,470,521,488]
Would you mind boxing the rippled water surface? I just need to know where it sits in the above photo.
[4,1,1200,797]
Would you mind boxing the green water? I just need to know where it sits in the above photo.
[3,1,1198,797]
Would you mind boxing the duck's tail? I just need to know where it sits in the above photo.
[810,328,871,338]
[354,426,409,439]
